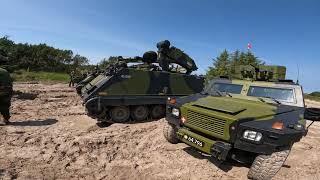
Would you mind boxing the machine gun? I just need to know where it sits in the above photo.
[157,40,198,74]
[104,51,158,75]
[104,40,199,75]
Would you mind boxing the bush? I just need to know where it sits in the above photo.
[305,93,320,102]
[310,92,320,97]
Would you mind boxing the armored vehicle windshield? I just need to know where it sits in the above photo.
[206,78,304,107]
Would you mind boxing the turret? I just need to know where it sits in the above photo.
[116,51,157,64]
[156,40,198,74]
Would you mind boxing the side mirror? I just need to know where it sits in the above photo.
[305,108,320,121]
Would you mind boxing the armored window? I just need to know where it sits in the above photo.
[213,83,243,94]
[247,86,294,103]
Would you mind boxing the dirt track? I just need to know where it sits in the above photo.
[0,83,320,180]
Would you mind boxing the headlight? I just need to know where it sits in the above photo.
[243,130,262,142]
[171,108,180,117]
[294,124,304,131]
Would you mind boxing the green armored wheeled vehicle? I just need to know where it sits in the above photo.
[164,65,320,180]
[82,40,205,123]
[0,49,13,124]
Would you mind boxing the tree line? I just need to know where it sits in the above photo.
[0,36,90,73]
[206,50,264,80]
[1,35,264,78]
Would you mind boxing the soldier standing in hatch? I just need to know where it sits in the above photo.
[0,50,13,124]
[136,51,158,71]
[156,40,198,74]
[69,70,75,87]
[156,40,171,71]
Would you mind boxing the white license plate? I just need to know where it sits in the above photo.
[183,134,204,147]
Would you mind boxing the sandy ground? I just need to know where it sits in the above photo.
[0,83,320,180]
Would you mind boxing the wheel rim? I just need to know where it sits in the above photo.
[111,106,130,123]
[132,106,148,121]
[151,105,165,119]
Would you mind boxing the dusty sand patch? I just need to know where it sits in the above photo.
[0,83,319,180]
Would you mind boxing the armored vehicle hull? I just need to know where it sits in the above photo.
[76,74,98,95]
[83,68,204,122]
[79,41,205,123]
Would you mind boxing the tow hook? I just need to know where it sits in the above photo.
[211,142,232,161]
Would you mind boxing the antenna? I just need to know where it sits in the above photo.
[296,64,300,84]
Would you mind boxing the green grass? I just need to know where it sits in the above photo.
[11,69,70,83]
[305,94,320,102]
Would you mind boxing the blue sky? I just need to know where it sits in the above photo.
[1,0,319,92]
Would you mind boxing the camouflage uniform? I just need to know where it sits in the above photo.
[0,50,13,124]
[156,40,170,71]
[156,40,198,74]
[0,67,13,124]
[69,70,75,87]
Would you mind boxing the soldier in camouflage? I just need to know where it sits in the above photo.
[156,40,171,71]
[135,51,159,71]
[69,70,75,87]
[156,40,198,74]
[0,49,13,124]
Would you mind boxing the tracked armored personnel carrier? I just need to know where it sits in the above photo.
[82,41,205,123]
[164,65,320,180]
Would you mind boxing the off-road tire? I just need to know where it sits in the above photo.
[247,149,291,180]
[163,122,179,144]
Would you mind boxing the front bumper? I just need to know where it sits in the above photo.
[234,124,306,154]
[177,128,231,161]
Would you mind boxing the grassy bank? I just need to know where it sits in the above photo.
[11,69,70,83]
[305,95,320,102]
[305,91,320,102]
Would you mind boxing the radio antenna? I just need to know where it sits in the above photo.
[296,64,300,84]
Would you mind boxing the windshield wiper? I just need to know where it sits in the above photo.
[200,91,209,95]
[257,97,266,103]
[264,96,282,105]
[214,89,223,96]
[213,89,232,97]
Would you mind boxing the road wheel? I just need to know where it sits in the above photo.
[131,106,149,121]
[247,149,291,180]
[151,105,165,119]
[110,106,130,123]
[163,122,179,144]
